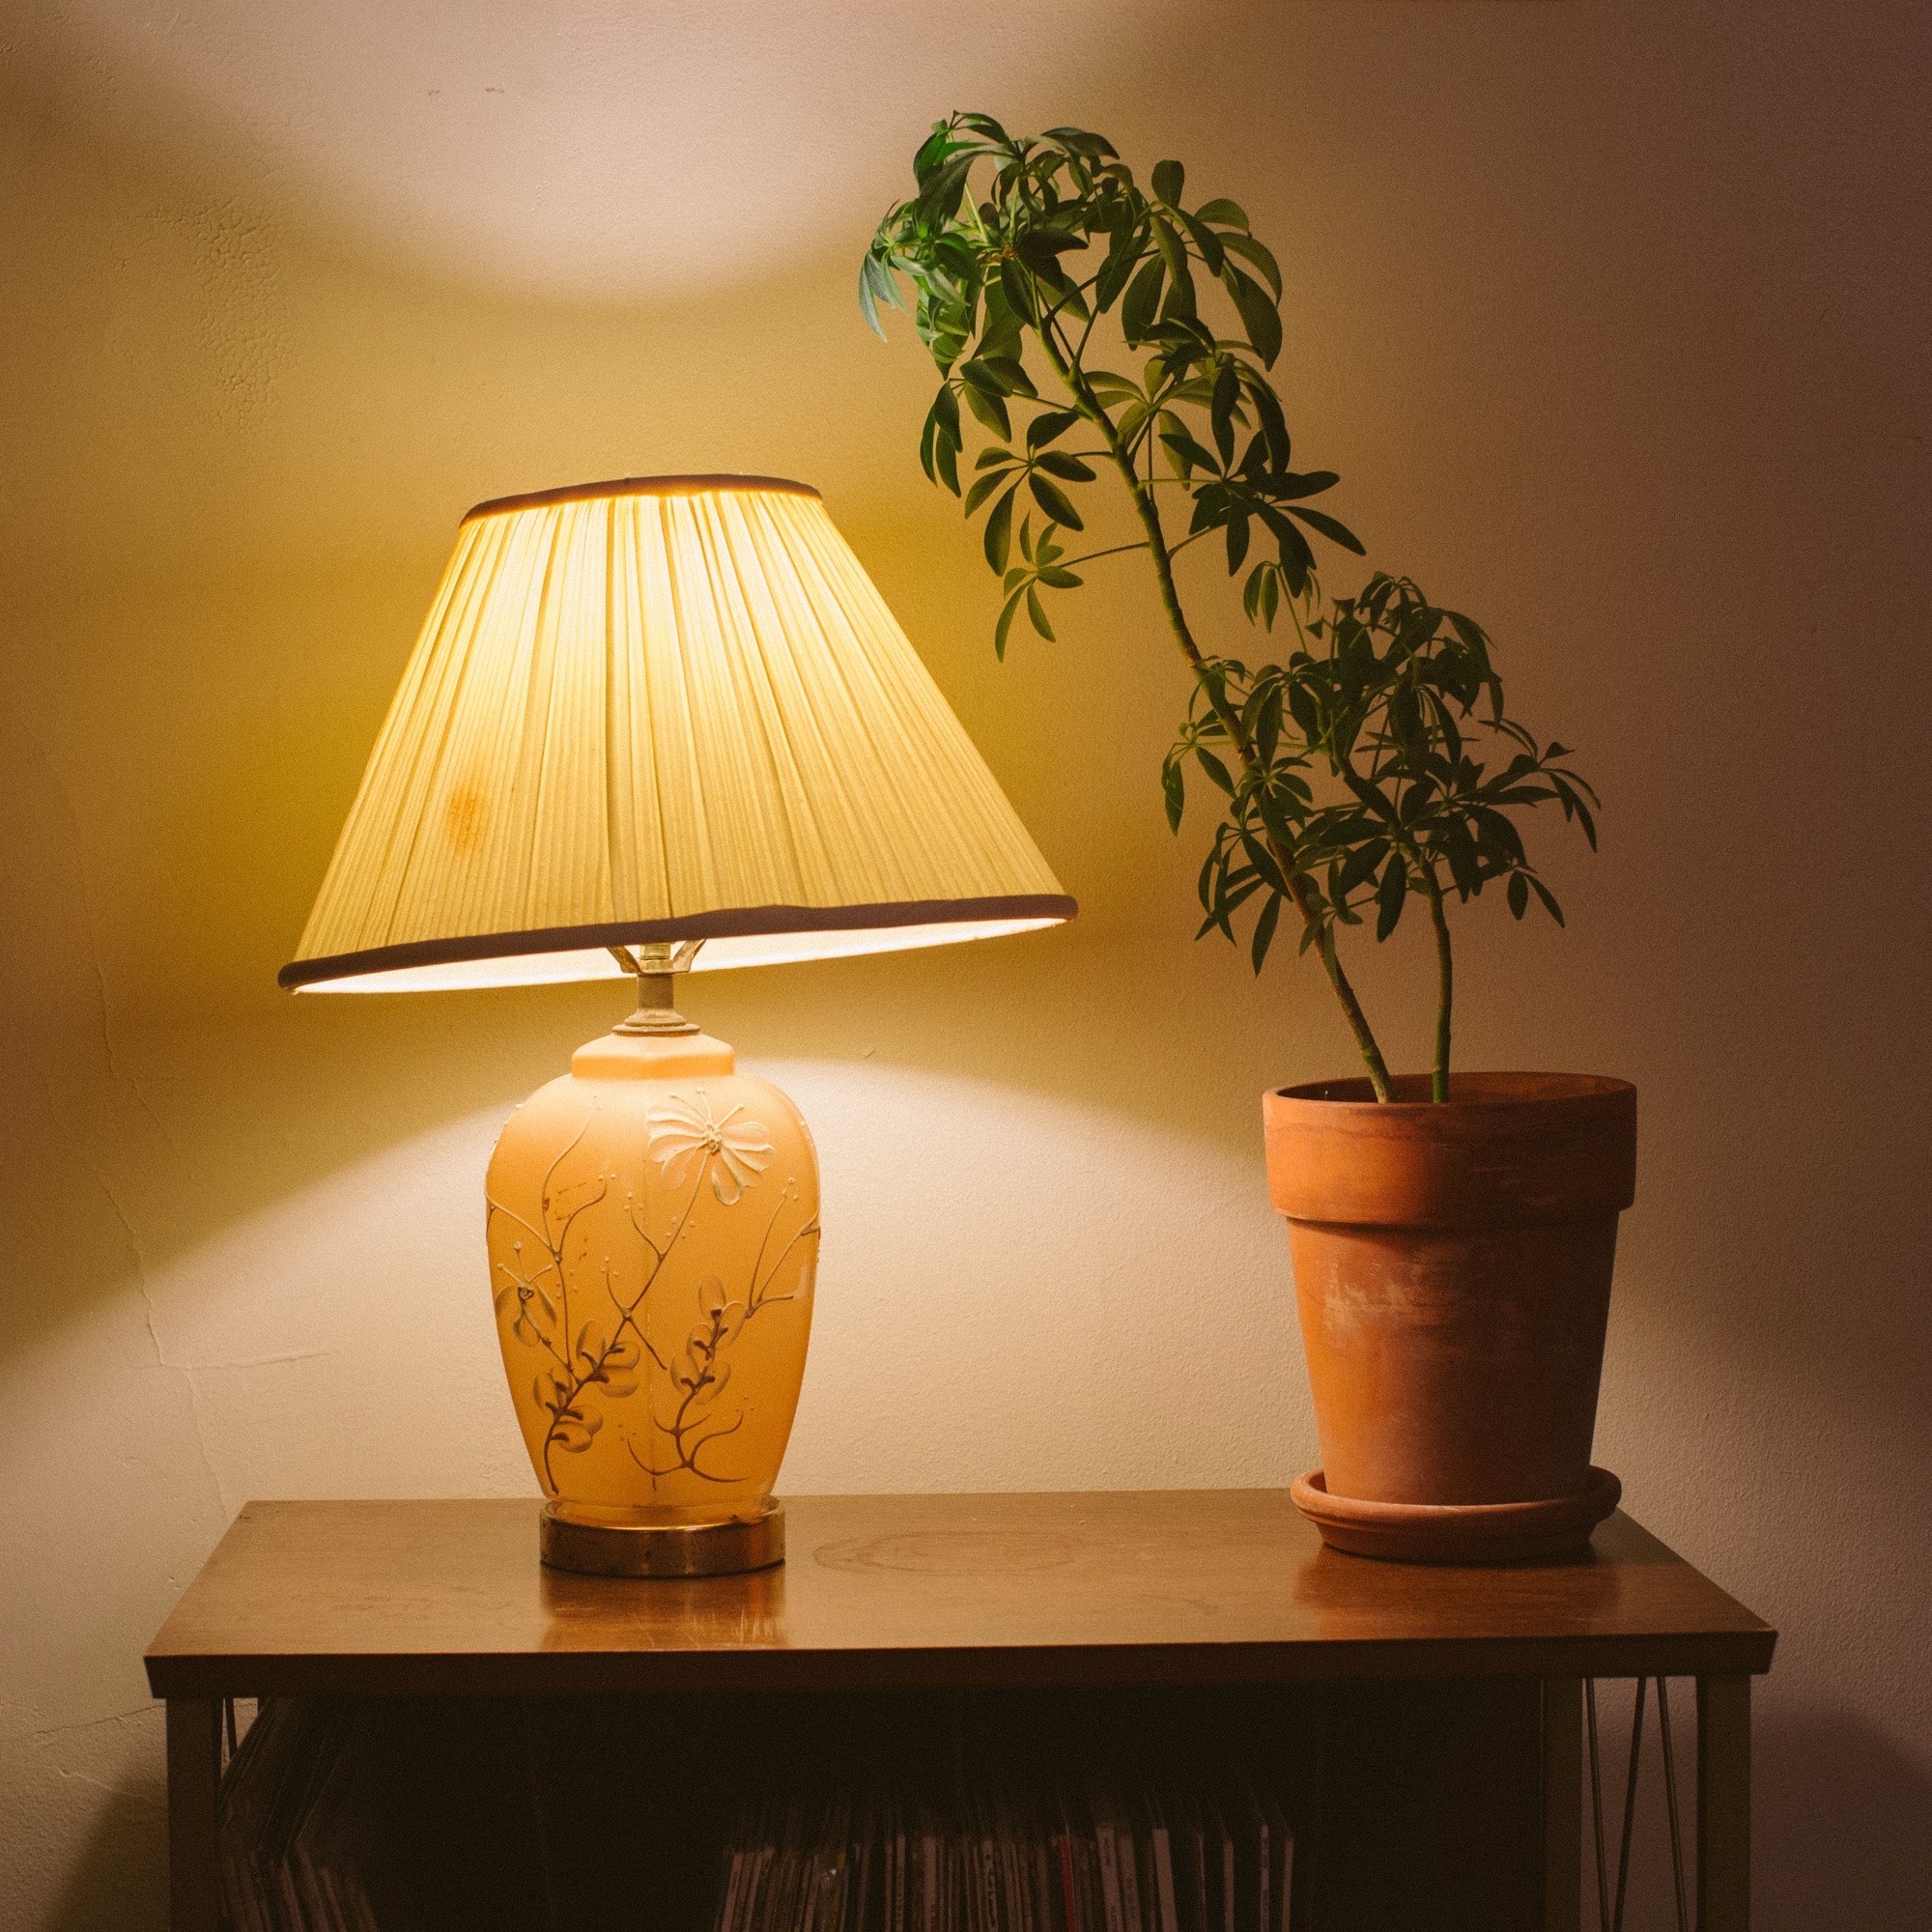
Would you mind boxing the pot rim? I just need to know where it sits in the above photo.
[1263,1069,1636,1223]
[1268,1069,1633,1111]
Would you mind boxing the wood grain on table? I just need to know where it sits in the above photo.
[144,1491,1775,1699]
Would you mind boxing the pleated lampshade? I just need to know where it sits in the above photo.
[282,475,1074,991]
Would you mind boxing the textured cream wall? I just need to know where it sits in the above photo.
[3,3,1929,1926]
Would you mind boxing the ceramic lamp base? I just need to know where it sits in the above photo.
[539,1500,786,1577]
[1292,1465,1621,1565]
[488,996,820,1581]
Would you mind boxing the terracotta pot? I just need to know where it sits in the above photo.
[1264,1072,1635,1547]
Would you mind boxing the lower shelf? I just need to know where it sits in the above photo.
[213,1682,1554,1932]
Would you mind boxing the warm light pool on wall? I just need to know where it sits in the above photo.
[281,474,1073,1576]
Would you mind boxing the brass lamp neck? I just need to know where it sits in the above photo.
[609,941,702,1036]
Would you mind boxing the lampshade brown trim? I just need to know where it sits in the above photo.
[463,475,822,524]
[279,895,1077,988]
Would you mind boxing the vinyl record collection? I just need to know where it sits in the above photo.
[709,1774,1293,1932]
[216,1698,555,1932]
[216,1696,1301,1932]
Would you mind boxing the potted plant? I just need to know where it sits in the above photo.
[865,116,1634,1560]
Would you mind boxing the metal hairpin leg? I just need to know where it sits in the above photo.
[1658,1680,1691,1932]
[1586,1680,1612,1930]
[1584,1678,1694,1932]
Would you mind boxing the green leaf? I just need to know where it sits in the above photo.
[1220,231,1283,298]
[1194,197,1249,231]
[1260,469,1340,502]
[982,486,1017,572]
[1152,222,1198,321]
[975,354,1037,398]
[932,424,960,496]
[1194,747,1236,794]
[913,123,963,181]
[999,257,1037,323]
[1151,158,1185,205]
[962,464,1015,513]
[1177,210,1226,275]
[1245,378,1291,467]
[1210,359,1240,463]
[1162,754,1186,832]
[1338,838,1389,895]
[1507,872,1529,920]
[1027,409,1082,449]
[962,381,1010,438]
[1529,875,1566,925]
[1159,420,1219,478]
[912,153,977,225]
[1121,257,1164,340]
[1222,267,1283,366]
[1094,226,1145,310]
[960,356,1011,399]
[1027,470,1085,529]
[1375,856,1408,940]
[994,584,1026,660]
[1256,685,1282,763]
[920,385,962,494]
[1289,504,1367,554]
[1034,450,1096,482]
[1250,893,1282,975]
[1026,585,1056,640]
[859,254,890,339]
[1263,509,1316,589]
[1237,830,1293,897]
[979,280,1024,360]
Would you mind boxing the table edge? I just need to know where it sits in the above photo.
[145,1628,1776,1699]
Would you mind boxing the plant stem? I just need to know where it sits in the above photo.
[1034,321,1395,1098]
[1425,873,1453,1102]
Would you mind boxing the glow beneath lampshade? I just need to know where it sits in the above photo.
[283,474,1073,991]
[311,919,1065,992]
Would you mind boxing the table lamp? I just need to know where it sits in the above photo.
[282,475,1073,1577]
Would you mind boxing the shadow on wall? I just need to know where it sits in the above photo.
[21,1708,169,1932]
[1752,1705,1932,1932]
[42,1792,167,1932]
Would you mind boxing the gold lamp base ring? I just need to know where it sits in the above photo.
[538,1502,786,1578]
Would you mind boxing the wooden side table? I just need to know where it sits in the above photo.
[144,1492,1775,1932]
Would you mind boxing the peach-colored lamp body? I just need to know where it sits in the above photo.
[281,475,1073,1576]
[487,1027,818,1546]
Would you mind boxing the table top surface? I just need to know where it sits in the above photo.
[144,1492,1776,1698]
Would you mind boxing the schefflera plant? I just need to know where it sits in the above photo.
[864,114,1599,1101]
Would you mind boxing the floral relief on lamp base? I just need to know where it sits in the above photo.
[485,1008,818,1577]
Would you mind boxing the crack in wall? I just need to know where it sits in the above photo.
[192,1349,335,1372]
[51,1765,168,1813]
[14,719,228,1518]
[36,1072,232,1523]
[28,1707,156,1748]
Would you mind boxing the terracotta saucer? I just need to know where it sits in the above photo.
[1291,1465,1622,1564]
